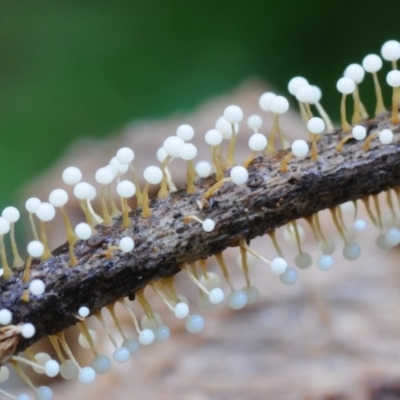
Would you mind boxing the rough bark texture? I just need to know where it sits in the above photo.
[0,111,399,364]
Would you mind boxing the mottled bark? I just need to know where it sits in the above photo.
[0,111,399,363]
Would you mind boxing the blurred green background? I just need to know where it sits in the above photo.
[0,0,399,211]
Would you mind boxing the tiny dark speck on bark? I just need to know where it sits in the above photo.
[247,173,264,189]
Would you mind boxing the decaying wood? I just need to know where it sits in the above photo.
[0,111,399,364]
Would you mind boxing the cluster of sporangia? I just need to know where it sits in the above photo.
[1,39,400,400]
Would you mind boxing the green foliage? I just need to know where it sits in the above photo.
[0,0,399,209]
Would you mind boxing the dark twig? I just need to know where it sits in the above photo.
[1,112,399,364]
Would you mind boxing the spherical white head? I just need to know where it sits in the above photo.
[316,255,334,271]
[60,359,79,380]
[44,360,60,378]
[362,54,383,73]
[35,202,56,222]
[176,124,195,142]
[113,347,130,364]
[179,143,197,160]
[174,302,189,319]
[296,253,315,269]
[352,125,367,140]
[163,136,185,158]
[109,157,129,174]
[227,290,247,310]
[116,147,134,165]
[73,182,92,200]
[291,140,309,158]
[248,133,267,151]
[90,354,110,374]
[117,180,136,198]
[223,105,243,123]
[202,219,215,232]
[48,189,68,208]
[36,386,53,400]
[205,129,223,146]
[336,77,356,94]
[27,240,45,258]
[62,166,82,185]
[0,309,12,325]
[215,116,238,139]
[74,223,92,240]
[271,257,288,275]
[2,207,20,223]
[343,242,361,261]
[121,338,139,355]
[307,117,325,134]
[344,63,365,84]
[354,219,367,231]
[95,167,114,185]
[230,166,248,185]
[156,147,168,163]
[381,40,400,61]
[320,241,337,259]
[270,96,289,114]
[195,161,212,178]
[138,328,155,345]
[78,306,90,318]
[144,166,163,185]
[21,323,35,338]
[279,267,299,285]
[288,76,308,95]
[25,197,41,213]
[247,114,263,131]
[379,129,394,144]
[185,314,205,333]
[209,287,224,304]
[29,279,46,296]
[386,70,400,87]
[78,366,96,384]
[258,92,276,111]
[385,227,400,247]
[119,236,134,252]
[295,84,316,103]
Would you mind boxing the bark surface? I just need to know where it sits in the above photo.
[0,111,399,362]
